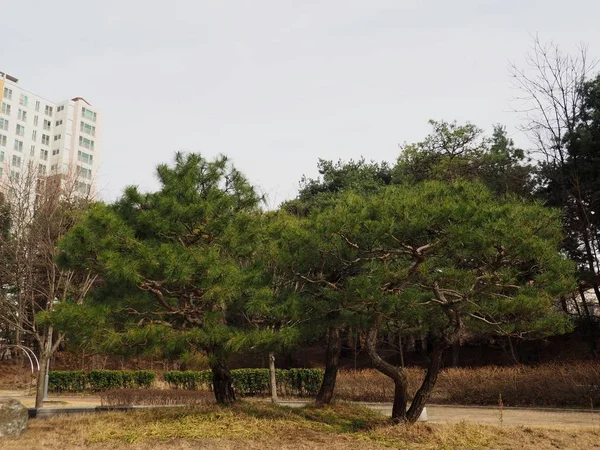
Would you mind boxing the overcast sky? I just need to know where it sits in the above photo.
[2,1,599,207]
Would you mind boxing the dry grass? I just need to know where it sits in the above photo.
[335,362,600,407]
[2,402,600,449]
[100,389,214,406]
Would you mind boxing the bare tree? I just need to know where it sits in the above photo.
[510,36,600,307]
[0,162,97,407]
[510,35,596,166]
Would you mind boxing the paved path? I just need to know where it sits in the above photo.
[2,391,598,428]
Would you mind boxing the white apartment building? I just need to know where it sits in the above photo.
[0,70,101,197]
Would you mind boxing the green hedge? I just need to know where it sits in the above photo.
[164,368,323,397]
[48,371,87,393]
[49,370,156,392]
[163,370,213,390]
[50,368,322,396]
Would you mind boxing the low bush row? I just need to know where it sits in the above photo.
[49,370,156,392]
[164,368,323,396]
[48,368,323,396]
[51,363,599,407]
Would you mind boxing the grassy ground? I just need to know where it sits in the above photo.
[3,402,600,449]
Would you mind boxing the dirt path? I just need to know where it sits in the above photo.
[280,401,600,428]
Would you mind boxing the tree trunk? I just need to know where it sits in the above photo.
[35,352,47,409]
[211,359,236,405]
[507,336,519,364]
[397,333,404,368]
[363,320,409,423]
[578,289,599,358]
[268,352,278,403]
[406,344,445,423]
[35,326,53,409]
[451,341,460,367]
[316,327,341,405]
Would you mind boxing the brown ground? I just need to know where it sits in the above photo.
[2,391,599,428]
[0,404,598,450]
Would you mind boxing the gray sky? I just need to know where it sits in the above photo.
[3,0,599,207]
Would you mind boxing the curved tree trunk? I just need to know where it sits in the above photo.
[316,327,341,405]
[363,319,409,423]
[406,344,444,422]
[211,359,236,405]
[363,316,449,424]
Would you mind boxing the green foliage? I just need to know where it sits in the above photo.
[88,370,125,391]
[394,120,534,197]
[48,370,156,392]
[163,370,213,390]
[164,368,323,396]
[536,74,600,290]
[57,153,271,374]
[48,371,87,393]
[275,179,573,347]
[284,158,392,215]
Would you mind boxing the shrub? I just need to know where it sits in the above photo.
[132,370,156,388]
[231,369,270,395]
[163,368,323,397]
[48,370,87,393]
[88,370,124,391]
[48,370,157,392]
[163,370,212,390]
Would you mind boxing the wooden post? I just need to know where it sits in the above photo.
[268,352,278,403]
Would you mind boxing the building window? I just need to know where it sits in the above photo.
[3,87,12,100]
[41,134,50,145]
[35,100,40,112]
[1,103,11,115]
[55,120,63,126]
[10,170,19,181]
[80,122,96,136]
[53,134,61,141]
[78,136,94,150]
[44,105,53,116]
[82,107,97,122]
[0,118,7,131]
[50,164,57,172]
[77,150,94,165]
[57,105,65,112]
[52,149,60,156]
[0,151,4,162]
[16,124,25,136]
[17,109,27,121]
[43,119,51,131]
[12,155,21,167]
[33,115,39,126]
[19,95,28,107]
[76,165,92,179]
[40,149,48,161]
[38,164,46,175]
[30,145,35,157]
[13,140,23,152]
[75,181,91,194]
[0,135,6,147]
[32,130,37,141]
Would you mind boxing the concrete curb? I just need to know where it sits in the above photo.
[29,404,191,419]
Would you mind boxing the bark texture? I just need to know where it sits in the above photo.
[316,327,342,405]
